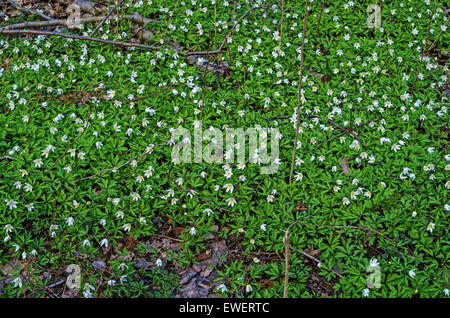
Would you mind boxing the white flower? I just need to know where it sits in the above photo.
[426,222,435,233]
[189,227,197,235]
[65,217,74,226]
[362,288,370,297]
[216,284,228,293]
[4,224,14,233]
[408,269,416,278]
[342,197,350,205]
[369,258,379,268]
[203,208,214,216]
[33,158,43,168]
[11,277,23,288]
[5,199,17,210]
[123,223,131,232]
[245,284,253,293]
[226,198,236,207]
[100,238,109,247]
[155,258,163,267]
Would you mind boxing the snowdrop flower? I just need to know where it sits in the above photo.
[409,269,416,278]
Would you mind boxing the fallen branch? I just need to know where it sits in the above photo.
[289,0,309,184]
[187,1,280,56]
[283,216,313,298]
[0,29,161,50]
[1,13,160,30]
[283,215,399,297]
[89,0,125,36]
[297,249,343,278]
[73,139,168,183]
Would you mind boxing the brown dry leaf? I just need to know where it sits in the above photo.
[195,249,212,262]
[292,202,307,213]
[0,258,19,276]
[305,248,321,257]
[1,58,11,69]
[171,225,186,236]
[259,279,275,288]
[125,235,137,250]
[340,157,350,175]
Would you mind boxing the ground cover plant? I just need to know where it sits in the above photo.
[0,0,448,298]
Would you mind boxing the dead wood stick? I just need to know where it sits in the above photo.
[89,0,125,36]
[187,1,280,56]
[0,29,161,50]
[297,249,343,278]
[1,13,160,30]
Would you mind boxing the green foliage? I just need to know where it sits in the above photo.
[0,0,448,298]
